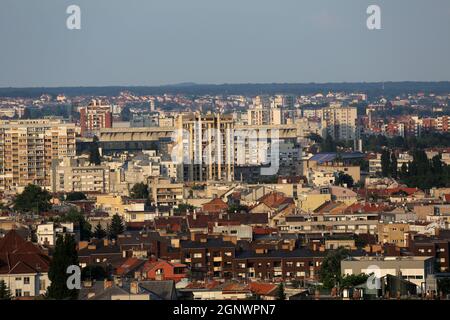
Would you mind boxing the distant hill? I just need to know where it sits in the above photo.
[1,82,450,98]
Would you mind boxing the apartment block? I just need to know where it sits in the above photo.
[50,157,110,193]
[177,113,234,182]
[0,119,76,191]
[80,99,113,137]
[341,256,435,291]
[321,104,357,141]
[148,177,184,207]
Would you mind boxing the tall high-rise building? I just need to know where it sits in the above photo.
[321,104,358,141]
[0,119,76,191]
[79,99,113,137]
[176,113,234,182]
[247,96,270,126]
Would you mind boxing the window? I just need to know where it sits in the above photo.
[23,291,30,297]
[15,277,22,281]
[15,289,22,297]
[24,277,30,285]
[193,253,202,258]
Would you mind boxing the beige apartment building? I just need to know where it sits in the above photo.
[280,212,379,235]
[321,104,357,141]
[148,177,184,207]
[0,119,76,191]
[378,223,410,247]
[51,157,110,193]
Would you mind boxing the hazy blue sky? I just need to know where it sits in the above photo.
[1,0,450,87]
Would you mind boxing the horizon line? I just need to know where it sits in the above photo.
[3,80,450,90]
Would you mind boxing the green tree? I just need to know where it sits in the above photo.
[13,184,52,213]
[291,280,301,289]
[381,150,391,177]
[66,192,87,201]
[321,134,336,152]
[81,265,108,281]
[227,204,249,214]
[390,152,398,178]
[174,204,195,215]
[340,274,369,288]
[108,214,125,240]
[307,133,323,144]
[130,182,149,199]
[120,106,132,121]
[93,222,107,239]
[63,208,92,241]
[319,248,350,289]
[335,172,354,188]
[46,234,79,300]
[438,278,450,295]
[89,138,101,165]
[0,280,12,300]
[400,163,408,179]
[276,283,286,300]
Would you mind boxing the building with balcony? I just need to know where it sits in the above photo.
[0,119,76,192]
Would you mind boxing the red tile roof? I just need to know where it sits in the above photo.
[258,192,294,209]
[202,198,228,214]
[116,257,145,276]
[248,282,278,296]
[0,230,51,275]
[444,194,450,203]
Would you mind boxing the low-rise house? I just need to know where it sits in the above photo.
[36,222,75,246]
[202,198,228,214]
[142,259,188,282]
[0,230,51,298]
[248,282,279,300]
[78,239,124,269]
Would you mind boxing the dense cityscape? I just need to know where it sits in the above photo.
[1,84,450,301]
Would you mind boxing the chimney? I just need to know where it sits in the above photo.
[171,238,180,248]
[103,280,113,290]
[78,241,89,250]
[130,281,139,294]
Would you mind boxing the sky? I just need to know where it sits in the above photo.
[1,0,450,87]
